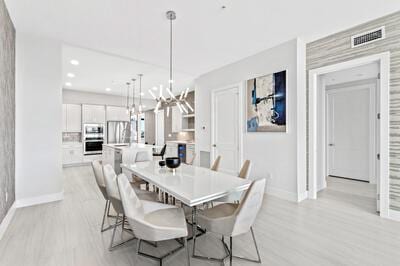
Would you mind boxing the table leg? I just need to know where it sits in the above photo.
[192,206,197,256]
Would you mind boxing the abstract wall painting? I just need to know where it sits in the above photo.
[246,70,287,132]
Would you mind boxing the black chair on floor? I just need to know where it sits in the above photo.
[153,144,167,160]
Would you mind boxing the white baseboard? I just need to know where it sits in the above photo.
[388,209,400,222]
[297,190,309,202]
[16,191,64,208]
[266,187,298,202]
[0,202,16,241]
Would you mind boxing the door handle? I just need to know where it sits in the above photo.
[212,144,217,147]
[328,143,334,147]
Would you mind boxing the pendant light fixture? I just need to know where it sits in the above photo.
[125,82,130,114]
[131,78,136,115]
[138,74,143,114]
[149,10,193,116]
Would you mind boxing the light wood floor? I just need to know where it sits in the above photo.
[1,166,400,266]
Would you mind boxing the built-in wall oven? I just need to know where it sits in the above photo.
[83,124,104,155]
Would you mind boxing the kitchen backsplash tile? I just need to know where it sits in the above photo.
[62,132,81,142]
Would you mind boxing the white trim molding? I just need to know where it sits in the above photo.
[388,209,400,222]
[0,202,17,241]
[266,186,299,202]
[16,191,64,208]
[308,52,391,219]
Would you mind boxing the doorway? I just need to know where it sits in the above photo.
[211,84,243,175]
[322,64,379,214]
[308,53,390,217]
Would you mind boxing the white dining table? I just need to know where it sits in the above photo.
[120,161,251,207]
[120,160,252,249]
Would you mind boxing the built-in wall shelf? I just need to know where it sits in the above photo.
[182,128,195,132]
[183,113,195,118]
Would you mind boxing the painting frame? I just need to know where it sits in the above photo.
[246,70,287,133]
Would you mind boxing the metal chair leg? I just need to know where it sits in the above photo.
[137,237,185,265]
[109,213,135,251]
[231,227,262,263]
[101,201,113,232]
[230,236,233,266]
[185,237,190,266]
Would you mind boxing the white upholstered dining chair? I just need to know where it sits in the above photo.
[92,160,114,232]
[116,173,190,266]
[217,160,252,203]
[122,150,151,190]
[194,178,265,266]
[103,164,158,251]
[210,155,222,171]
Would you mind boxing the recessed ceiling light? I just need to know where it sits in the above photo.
[105,88,111,92]
[67,73,75,78]
[65,82,72,87]
[142,105,146,108]
[70,59,80,65]
[140,92,144,96]
[152,87,158,91]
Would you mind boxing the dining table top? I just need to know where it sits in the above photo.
[121,161,251,207]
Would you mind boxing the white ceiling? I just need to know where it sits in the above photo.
[62,45,194,97]
[5,0,400,93]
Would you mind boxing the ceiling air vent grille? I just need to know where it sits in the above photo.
[351,26,385,48]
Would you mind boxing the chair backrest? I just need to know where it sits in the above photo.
[122,149,136,164]
[117,174,152,240]
[238,160,252,179]
[210,155,221,171]
[160,144,167,156]
[103,164,121,201]
[135,150,152,162]
[187,153,196,165]
[232,178,266,236]
[91,160,108,200]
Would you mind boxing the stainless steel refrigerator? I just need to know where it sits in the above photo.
[107,121,131,144]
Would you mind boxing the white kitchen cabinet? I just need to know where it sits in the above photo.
[82,104,106,124]
[186,144,195,164]
[106,106,129,121]
[171,106,182,133]
[166,142,178,157]
[62,104,67,132]
[62,104,82,132]
[62,143,83,165]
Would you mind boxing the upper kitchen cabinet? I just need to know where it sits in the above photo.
[106,106,129,121]
[82,104,106,124]
[171,105,182,132]
[62,104,82,132]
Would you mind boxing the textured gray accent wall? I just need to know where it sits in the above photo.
[0,0,15,223]
[307,12,400,210]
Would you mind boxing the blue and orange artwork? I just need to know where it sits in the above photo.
[247,70,286,132]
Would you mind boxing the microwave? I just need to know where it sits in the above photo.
[84,124,104,135]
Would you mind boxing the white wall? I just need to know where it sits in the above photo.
[195,39,307,202]
[15,32,63,205]
[63,89,156,110]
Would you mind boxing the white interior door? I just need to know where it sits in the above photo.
[155,110,164,146]
[327,84,375,182]
[212,86,240,175]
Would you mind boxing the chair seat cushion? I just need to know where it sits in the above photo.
[141,204,188,241]
[135,189,159,202]
[197,203,238,236]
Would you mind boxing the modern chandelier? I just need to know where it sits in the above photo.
[148,10,193,116]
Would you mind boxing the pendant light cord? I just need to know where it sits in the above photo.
[169,15,173,92]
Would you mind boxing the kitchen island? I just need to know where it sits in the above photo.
[102,143,156,174]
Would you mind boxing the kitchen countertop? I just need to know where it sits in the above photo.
[166,140,195,145]
[103,143,159,151]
